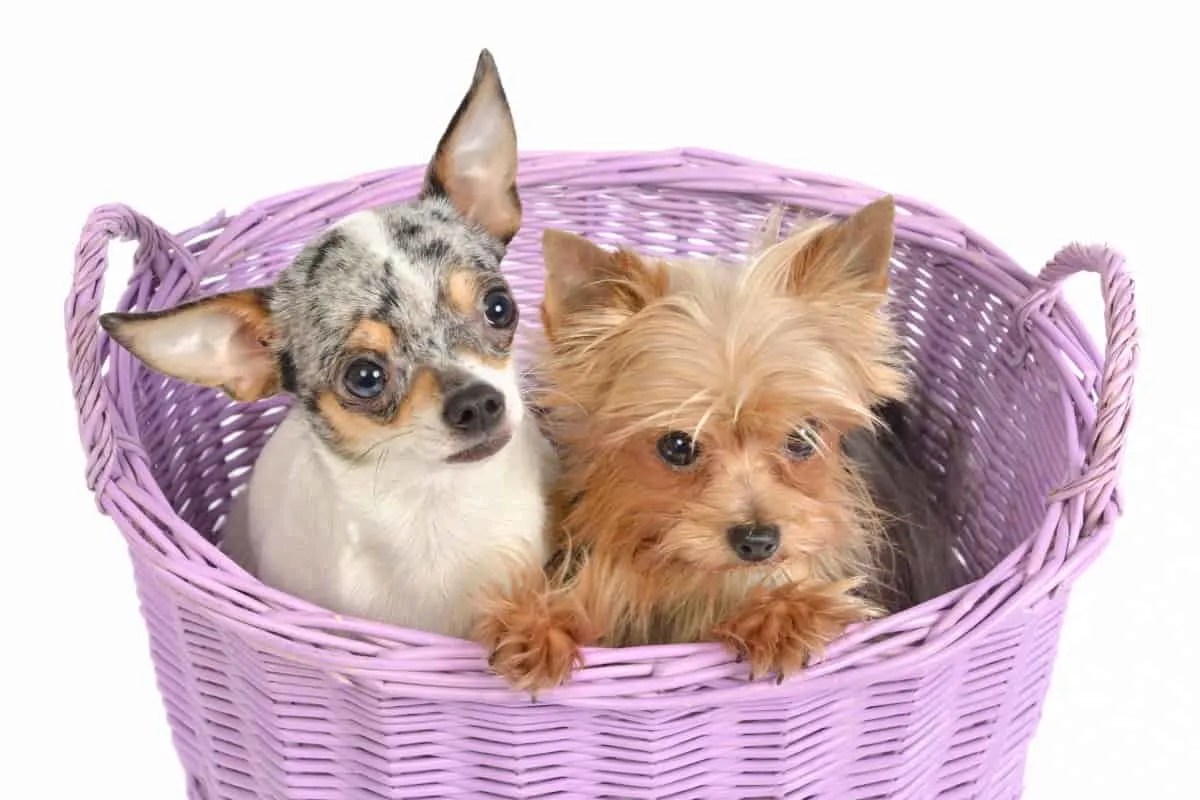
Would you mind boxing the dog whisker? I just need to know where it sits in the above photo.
[371,448,388,503]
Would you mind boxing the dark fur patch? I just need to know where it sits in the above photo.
[414,238,452,264]
[472,254,498,274]
[376,281,401,319]
[277,349,298,393]
[427,205,455,224]
[843,409,955,611]
[391,219,420,242]
[306,230,347,287]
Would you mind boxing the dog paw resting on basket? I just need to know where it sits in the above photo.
[480,197,950,693]
[98,50,556,640]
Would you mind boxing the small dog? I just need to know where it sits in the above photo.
[101,50,554,639]
[480,196,943,692]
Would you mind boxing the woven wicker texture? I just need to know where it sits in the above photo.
[67,148,1137,800]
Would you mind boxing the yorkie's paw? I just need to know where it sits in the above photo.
[713,580,882,683]
[475,586,590,697]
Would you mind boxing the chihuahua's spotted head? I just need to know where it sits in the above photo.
[538,198,907,583]
[102,50,526,464]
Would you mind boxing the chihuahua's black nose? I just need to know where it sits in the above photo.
[726,523,781,563]
[443,382,506,435]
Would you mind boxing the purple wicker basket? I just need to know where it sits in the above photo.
[66,148,1137,800]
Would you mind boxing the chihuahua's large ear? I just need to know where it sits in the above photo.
[100,289,280,403]
[422,49,521,244]
[540,229,666,340]
[784,195,896,298]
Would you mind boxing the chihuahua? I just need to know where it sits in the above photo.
[101,50,554,639]
[480,197,948,692]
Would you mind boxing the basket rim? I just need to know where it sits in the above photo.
[71,147,1131,707]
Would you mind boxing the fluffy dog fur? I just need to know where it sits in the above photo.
[101,50,554,639]
[479,197,950,693]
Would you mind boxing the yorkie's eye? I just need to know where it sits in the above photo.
[343,357,387,399]
[657,431,700,468]
[784,421,821,460]
[483,288,517,329]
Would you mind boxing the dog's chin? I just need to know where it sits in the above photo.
[444,429,513,465]
[713,555,786,573]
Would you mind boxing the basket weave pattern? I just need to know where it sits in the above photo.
[67,149,1137,799]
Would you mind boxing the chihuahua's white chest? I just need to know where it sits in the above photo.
[221,408,552,639]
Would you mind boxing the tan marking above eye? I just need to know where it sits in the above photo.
[446,269,480,317]
[346,319,397,354]
[317,369,441,454]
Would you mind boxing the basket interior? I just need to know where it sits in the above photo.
[126,181,1073,597]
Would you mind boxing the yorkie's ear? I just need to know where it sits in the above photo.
[100,289,280,403]
[785,195,896,297]
[422,49,521,244]
[540,229,666,340]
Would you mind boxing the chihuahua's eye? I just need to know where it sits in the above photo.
[657,431,700,468]
[784,421,821,460]
[483,288,517,329]
[343,358,387,399]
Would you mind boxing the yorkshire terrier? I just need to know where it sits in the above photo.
[480,196,949,692]
[101,50,555,639]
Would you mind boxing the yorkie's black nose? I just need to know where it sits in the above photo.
[443,382,506,435]
[726,523,781,563]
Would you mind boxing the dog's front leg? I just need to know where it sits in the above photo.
[473,563,598,697]
[712,579,882,683]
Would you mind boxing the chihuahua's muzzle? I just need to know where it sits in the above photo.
[443,379,512,463]
[433,366,514,464]
[444,381,506,436]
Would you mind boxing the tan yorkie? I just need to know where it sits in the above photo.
[478,196,941,693]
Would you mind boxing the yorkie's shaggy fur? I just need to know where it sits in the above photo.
[479,197,944,693]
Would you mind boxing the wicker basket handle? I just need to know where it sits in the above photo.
[66,204,202,502]
[1019,243,1138,536]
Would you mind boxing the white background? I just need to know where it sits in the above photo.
[3,2,1196,797]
